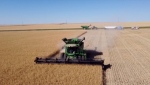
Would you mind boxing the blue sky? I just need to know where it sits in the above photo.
[0,0,150,25]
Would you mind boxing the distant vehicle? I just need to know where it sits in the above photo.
[104,26,124,30]
[81,25,98,30]
[131,26,139,30]
[81,25,91,30]
[117,26,124,30]
[104,26,117,29]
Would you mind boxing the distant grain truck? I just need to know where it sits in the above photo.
[131,26,139,30]
[104,26,117,29]
[104,26,123,30]
[117,26,123,30]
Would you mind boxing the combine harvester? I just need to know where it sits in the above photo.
[81,25,98,30]
[34,37,104,65]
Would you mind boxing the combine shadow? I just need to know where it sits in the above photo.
[85,50,103,60]
[85,50,112,71]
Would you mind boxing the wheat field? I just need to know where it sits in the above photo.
[1,23,150,85]
[0,30,102,85]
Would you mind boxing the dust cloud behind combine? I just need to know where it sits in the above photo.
[105,30,119,49]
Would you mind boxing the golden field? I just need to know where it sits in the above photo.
[1,23,150,85]
[0,30,102,85]
[0,22,150,30]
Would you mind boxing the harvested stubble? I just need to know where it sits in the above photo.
[0,30,102,85]
[103,29,150,85]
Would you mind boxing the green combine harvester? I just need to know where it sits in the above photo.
[81,25,98,30]
[81,25,91,30]
[34,37,104,65]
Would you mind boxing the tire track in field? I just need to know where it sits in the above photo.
[112,37,132,85]
[122,30,150,50]
[121,40,150,84]
[123,30,150,65]
[105,30,128,85]
[117,35,147,85]
[123,29,150,84]
[100,30,117,85]
[101,30,115,85]
[101,30,109,64]
[106,29,150,85]
[82,30,104,85]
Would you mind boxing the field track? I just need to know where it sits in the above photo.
[103,29,150,85]
[75,29,150,85]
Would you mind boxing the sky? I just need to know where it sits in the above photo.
[0,0,150,25]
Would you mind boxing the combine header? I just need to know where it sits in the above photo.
[34,37,104,65]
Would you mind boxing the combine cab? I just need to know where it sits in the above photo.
[81,25,91,30]
[34,37,104,65]
[62,37,86,61]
